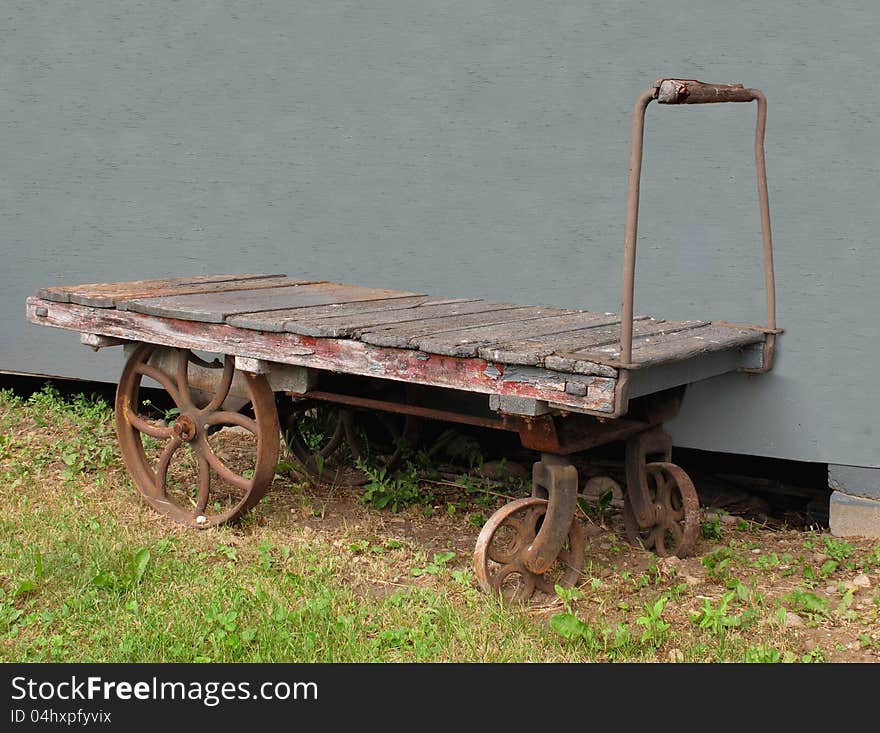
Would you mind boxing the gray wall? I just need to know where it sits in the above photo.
[2,1,878,467]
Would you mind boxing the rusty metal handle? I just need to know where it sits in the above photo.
[654,78,755,104]
[616,79,777,416]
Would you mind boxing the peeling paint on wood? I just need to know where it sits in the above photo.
[27,297,618,414]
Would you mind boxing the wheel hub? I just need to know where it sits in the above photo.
[172,414,197,442]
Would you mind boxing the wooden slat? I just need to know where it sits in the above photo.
[478,315,629,365]
[286,300,531,338]
[35,273,289,307]
[227,296,482,334]
[120,283,423,324]
[392,311,646,357]
[359,306,577,349]
[548,324,764,370]
[481,318,708,366]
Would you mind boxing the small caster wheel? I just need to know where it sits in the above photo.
[473,497,586,603]
[622,462,699,557]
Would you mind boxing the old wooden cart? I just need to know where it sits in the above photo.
[26,79,781,601]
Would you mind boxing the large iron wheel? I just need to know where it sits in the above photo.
[283,401,419,487]
[115,344,280,527]
[473,497,586,603]
[622,462,699,557]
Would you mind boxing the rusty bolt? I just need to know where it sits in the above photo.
[172,414,197,442]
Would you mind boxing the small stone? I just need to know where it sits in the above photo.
[825,583,839,595]
[667,648,685,663]
[477,460,530,481]
[853,574,871,588]
[784,612,805,628]
[751,548,761,554]
[719,514,739,525]
[195,515,207,525]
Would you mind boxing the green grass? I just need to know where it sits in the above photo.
[1,384,879,663]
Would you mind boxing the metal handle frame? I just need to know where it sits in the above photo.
[616,78,779,417]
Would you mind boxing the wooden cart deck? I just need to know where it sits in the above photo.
[27,273,766,417]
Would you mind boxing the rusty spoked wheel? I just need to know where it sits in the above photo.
[474,497,586,603]
[284,402,419,487]
[115,343,280,528]
[622,462,699,557]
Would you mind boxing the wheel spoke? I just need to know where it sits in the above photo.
[486,518,526,565]
[155,438,182,498]
[134,363,183,406]
[650,471,668,503]
[200,438,251,491]
[666,520,684,546]
[490,562,536,602]
[175,349,195,409]
[652,525,666,556]
[667,500,685,522]
[196,456,211,514]
[520,506,545,539]
[201,357,235,413]
[204,410,258,435]
[124,402,174,439]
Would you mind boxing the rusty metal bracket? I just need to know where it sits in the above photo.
[624,427,674,529]
[523,454,579,575]
[509,414,561,453]
[616,77,779,412]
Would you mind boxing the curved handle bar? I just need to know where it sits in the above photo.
[616,78,777,415]
[654,78,756,104]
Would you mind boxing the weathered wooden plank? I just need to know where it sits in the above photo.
[400,311,644,357]
[551,324,765,370]
[283,299,531,338]
[360,306,578,349]
[482,318,708,369]
[476,315,637,365]
[227,296,484,334]
[26,297,618,414]
[120,283,423,323]
[36,273,290,307]
[302,303,540,348]
[75,275,315,308]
